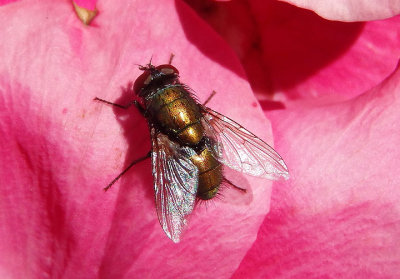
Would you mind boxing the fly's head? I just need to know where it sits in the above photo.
[133,63,180,99]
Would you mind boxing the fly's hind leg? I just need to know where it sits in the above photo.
[222,177,246,193]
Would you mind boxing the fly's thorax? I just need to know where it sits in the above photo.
[190,147,223,200]
[145,85,204,146]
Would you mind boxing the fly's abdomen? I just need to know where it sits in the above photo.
[190,147,223,200]
[147,86,204,146]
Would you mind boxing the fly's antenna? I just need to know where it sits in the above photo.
[135,63,145,70]
[135,55,154,71]
[148,55,154,67]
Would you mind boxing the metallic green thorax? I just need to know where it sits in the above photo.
[144,85,204,146]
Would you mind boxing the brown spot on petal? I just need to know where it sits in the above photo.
[73,1,97,25]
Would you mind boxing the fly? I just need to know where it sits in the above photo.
[94,57,289,243]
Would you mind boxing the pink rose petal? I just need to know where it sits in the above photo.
[5,0,396,277]
[0,0,277,277]
[281,0,400,21]
[234,62,400,278]
[187,1,400,102]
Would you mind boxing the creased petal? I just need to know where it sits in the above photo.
[187,1,400,102]
[0,0,275,278]
[234,62,400,278]
[281,0,400,21]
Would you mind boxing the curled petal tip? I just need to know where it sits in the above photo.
[73,1,97,25]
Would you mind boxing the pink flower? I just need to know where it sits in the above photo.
[0,0,399,278]
[188,0,400,278]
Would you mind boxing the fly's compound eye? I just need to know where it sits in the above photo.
[133,71,151,95]
[156,64,179,76]
[160,68,175,75]
[143,74,152,85]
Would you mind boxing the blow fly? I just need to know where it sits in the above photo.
[94,59,289,243]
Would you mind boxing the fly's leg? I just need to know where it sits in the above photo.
[94,96,148,191]
[94,97,135,109]
[203,90,217,106]
[103,151,151,191]
[94,97,146,115]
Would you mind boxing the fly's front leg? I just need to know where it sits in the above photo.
[133,101,146,116]
[94,97,137,110]
[94,97,150,191]
[94,97,146,116]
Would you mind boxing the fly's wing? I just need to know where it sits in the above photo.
[202,107,289,180]
[151,128,199,243]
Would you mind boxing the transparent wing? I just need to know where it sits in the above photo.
[202,107,289,180]
[151,128,199,243]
